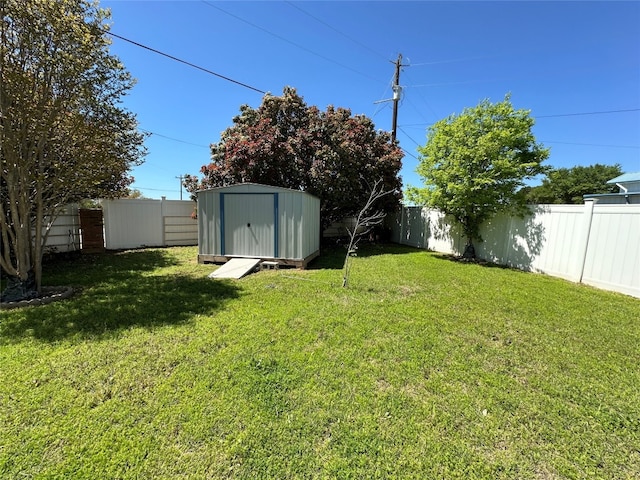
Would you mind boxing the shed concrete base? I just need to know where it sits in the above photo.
[198,250,319,269]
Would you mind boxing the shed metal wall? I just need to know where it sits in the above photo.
[198,190,221,257]
[197,183,320,261]
[277,191,320,260]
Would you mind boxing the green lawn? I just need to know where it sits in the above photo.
[1,245,639,479]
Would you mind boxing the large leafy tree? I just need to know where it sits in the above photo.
[408,95,549,258]
[1,0,146,300]
[524,163,623,204]
[184,87,403,230]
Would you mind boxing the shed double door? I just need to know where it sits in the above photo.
[223,193,276,257]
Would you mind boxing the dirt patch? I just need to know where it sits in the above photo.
[397,285,422,296]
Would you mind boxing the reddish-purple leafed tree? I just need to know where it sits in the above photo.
[184,87,403,230]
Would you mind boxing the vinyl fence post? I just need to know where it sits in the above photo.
[400,207,405,245]
[578,199,597,284]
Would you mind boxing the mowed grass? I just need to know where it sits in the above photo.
[1,245,639,479]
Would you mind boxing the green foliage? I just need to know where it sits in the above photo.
[0,0,146,293]
[408,95,549,247]
[78,199,101,209]
[125,188,146,199]
[525,163,623,204]
[186,87,403,230]
[1,246,639,478]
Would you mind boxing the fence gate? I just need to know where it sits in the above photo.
[79,209,105,253]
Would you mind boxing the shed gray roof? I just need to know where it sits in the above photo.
[607,172,640,184]
[196,182,319,198]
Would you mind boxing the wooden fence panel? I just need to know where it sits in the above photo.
[79,209,105,253]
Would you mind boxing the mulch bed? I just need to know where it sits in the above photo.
[0,286,75,310]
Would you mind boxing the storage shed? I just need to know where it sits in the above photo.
[197,183,320,267]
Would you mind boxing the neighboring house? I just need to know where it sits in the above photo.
[584,171,640,204]
[608,172,640,193]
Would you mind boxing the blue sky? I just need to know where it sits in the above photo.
[101,0,640,200]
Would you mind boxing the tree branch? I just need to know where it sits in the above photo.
[342,178,393,287]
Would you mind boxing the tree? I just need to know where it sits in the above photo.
[341,178,391,288]
[524,164,623,204]
[184,87,403,231]
[1,0,146,301]
[125,188,147,199]
[408,95,549,258]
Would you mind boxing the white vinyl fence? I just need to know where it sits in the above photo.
[390,201,640,298]
[43,204,81,254]
[39,200,197,253]
[102,199,198,250]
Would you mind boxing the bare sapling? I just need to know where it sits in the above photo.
[342,179,393,287]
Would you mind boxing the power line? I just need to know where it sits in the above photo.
[371,101,391,120]
[408,54,503,66]
[371,71,397,119]
[284,1,388,61]
[406,80,487,88]
[140,129,209,148]
[399,107,640,128]
[133,186,174,192]
[541,140,640,149]
[398,126,422,148]
[405,63,639,89]
[106,31,267,94]
[400,147,419,161]
[402,68,440,123]
[536,108,640,118]
[201,1,383,84]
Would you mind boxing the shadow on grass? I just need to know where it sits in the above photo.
[1,249,241,343]
[42,249,182,285]
[310,243,424,270]
[433,252,529,273]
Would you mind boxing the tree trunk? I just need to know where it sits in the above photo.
[462,238,476,260]
[34,150,45,292]
[0,270,37,302]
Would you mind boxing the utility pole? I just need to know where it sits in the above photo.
[391,53,404,143]
[176,175,183,200]
[373,53,406,141]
